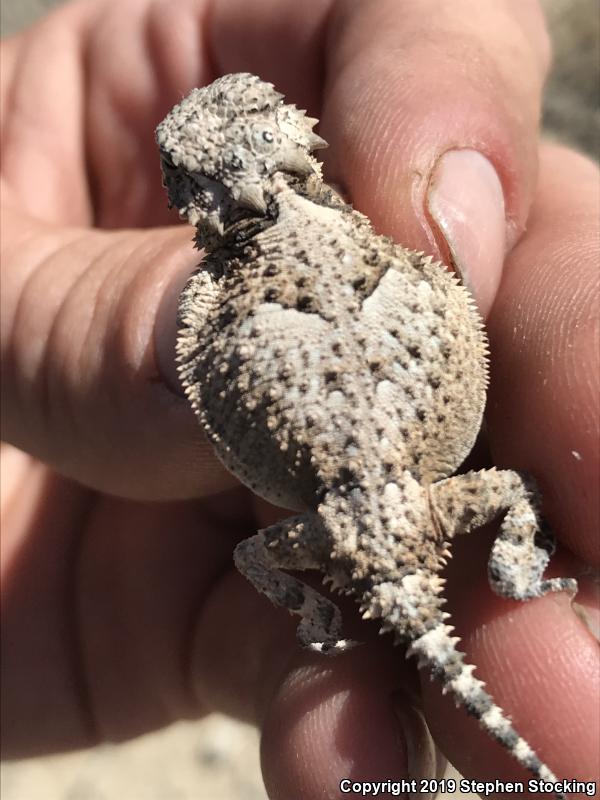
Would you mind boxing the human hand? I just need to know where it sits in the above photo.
[1,0,598,797]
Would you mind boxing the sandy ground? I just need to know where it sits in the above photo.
[1,1,597,798]
[2,717,268,800]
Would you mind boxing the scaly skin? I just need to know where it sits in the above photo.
[156,73,577,796]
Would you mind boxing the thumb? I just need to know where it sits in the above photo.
[1,208,234,499]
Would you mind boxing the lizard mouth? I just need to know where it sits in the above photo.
[160,158,283,242]
[159,135,325,241]
[160,155,230,235]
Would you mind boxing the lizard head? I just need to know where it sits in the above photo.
[156,73,327,237]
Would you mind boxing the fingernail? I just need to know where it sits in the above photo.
[573,601,600,641]
[393,692,443,797]
[427,149,506,317]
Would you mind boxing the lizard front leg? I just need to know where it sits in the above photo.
[176,264,221,401]
[234,514,356,653]
[429,468,577,600]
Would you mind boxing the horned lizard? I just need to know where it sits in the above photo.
[156,73,577,795]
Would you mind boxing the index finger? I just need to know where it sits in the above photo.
[487,144,600,565]
[421,144,600,793]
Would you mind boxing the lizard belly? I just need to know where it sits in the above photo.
[197,302,334,509]
[197,267,486,504]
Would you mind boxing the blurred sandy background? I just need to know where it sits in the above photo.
[1,1,598,799]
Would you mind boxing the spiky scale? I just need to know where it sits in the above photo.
[157,73,578,797]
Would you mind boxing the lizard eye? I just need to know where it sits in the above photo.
[251,123,277,153]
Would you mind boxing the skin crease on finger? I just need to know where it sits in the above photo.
[1,0,598,797]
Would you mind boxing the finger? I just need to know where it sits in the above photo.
[209,0,334,113]
[421,531,599,792]
[192,568,446,798]
[1,457,96,757]
[487,144,599,564]
[259,649,438,800]
[83,0,216,227]
[0,454,442,789]
[0,10,92,227]
[6,0,330,229]
[74,488,254,745]
[0,0,215,228]
[0,463,253,755]
[318,0,551,316]
[422,145,600,790]
[0,214,234,499]
[202,495,443,793]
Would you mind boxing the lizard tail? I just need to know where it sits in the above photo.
[407,623,566,800]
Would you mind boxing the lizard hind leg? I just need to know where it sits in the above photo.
[489,490,577,600]
[233,513,357,654]
[429,468,577,600]
[408,622,565,798]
